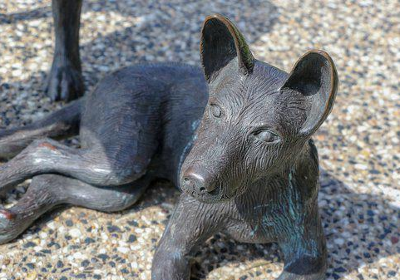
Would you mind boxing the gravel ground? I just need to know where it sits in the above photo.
[0,0,399,279]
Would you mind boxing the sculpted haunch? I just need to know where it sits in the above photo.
[0,14,337,280]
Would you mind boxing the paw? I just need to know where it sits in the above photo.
[151,251,190,280]
[45,60,84,102]
[0,209,19,244]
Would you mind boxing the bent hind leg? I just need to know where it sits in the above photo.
[0,135,154,195]
[0,101,159,195]
[0,174,151,244]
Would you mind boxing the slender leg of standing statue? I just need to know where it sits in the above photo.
[46,0,84,101]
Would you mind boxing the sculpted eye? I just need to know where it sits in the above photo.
[210,104,222,118]
[252,129,280,143]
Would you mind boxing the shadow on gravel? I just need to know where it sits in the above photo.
[0,7,51,24]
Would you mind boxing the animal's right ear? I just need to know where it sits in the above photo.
[200,14,254,82]
[281,50,338,137]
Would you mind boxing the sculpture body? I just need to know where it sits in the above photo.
[0,14,337,280]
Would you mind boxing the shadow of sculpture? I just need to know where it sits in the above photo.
[0,7,51,24]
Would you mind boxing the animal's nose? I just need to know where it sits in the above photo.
[182,166,217,195]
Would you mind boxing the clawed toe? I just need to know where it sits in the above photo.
[45,64,84,102]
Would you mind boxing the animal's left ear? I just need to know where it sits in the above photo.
[281,50,338,136]
[200,14,254,82]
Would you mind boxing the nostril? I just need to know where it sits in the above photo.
[199,187,206,192]
[183,176,194,186]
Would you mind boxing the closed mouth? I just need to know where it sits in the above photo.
[186,184,223,204]
[207,185,221,196]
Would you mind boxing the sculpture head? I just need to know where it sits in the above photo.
[180,14,338,203]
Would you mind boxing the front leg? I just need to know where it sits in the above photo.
[152,194,226,280]
[46,0,84,101]
[278,208,327,280]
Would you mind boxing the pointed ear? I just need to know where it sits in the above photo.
[200,14,254,82]
[281,50,338,136]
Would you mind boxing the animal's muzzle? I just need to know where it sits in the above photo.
[181,166,219,200]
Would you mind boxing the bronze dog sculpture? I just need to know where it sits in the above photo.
[151,15,338,280]
[0,14,337,279]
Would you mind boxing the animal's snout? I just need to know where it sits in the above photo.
[181,166,217,197]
